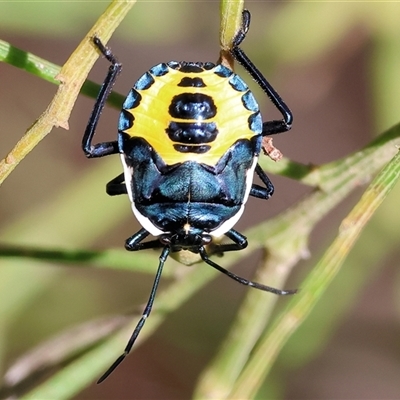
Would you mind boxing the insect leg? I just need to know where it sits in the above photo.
[230,10,293,136]
[82,37,122,158]
[106,173,128,196]
[250,164,274,200]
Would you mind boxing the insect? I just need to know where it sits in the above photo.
[82,10,295,383]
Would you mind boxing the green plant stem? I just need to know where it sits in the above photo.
[0,0,134,187]
[1,315,130,396]
[220,0,244,50]
[0,39,61,84]
[0,244,178,277]
[229,148,400,399]
[219,0,243,69]
[194,125,400,399]
[0,39,125,108]
[259,120,400,189]
[18,259,220,400]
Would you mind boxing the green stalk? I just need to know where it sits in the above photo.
[229,149,400,399]
[194,126,400,398]
[0,0,135,186]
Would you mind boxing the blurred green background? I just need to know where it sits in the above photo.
[1,1,400,398]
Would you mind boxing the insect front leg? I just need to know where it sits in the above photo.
[125,228,165,252]
[230,10,293,137]
[82,37,122,158]
[106,173,128,196]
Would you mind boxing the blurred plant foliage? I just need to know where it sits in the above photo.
[0,0,192,43]
[0,1,399,399]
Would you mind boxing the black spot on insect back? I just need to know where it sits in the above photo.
[166,121,218,144]
[178,77,207,88]
[169,93,217,120]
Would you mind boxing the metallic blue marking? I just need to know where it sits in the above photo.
[213,64,233,78]
[203,62,216,70]
[167,61,180,70]
[248,111,263,134]
[134,71,155,90]
[149,63,169,77]
[242,90,259,112]
[119,109,134,131]
[123,89,141,110]
[229,74,248,92]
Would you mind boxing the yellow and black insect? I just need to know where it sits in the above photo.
[83,10,295,383]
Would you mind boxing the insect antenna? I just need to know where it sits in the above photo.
[97,246,170,383]
[198,247,297,296]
